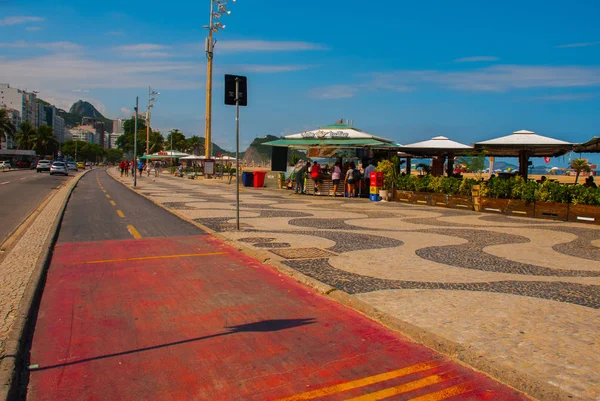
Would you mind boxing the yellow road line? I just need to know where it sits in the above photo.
[406,382,473,401]
[109,200,116,206]
[105,194,110,199]
[79,252,228,264]
[275,361,441,401]
[345,373,453,401]
[127,224,142,239]
[116,209,125,218]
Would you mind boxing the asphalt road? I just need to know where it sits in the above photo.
[57,168,204,243]
[0,169,71,245]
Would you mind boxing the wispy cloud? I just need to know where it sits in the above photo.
[310,85,358,99]
[454,56,500,63]
[367,65,600,92]
[556,42,600,48]
[138,52,171,58]
[120,107,132,117]
[26,26,42,32]
[216,40,328,52]
[115,43,168,52]
[228,64,312,73]
[0,16,44,26]
[72,89,89,93]
[0,40,82,51]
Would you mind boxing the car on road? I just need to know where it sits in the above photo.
[77,162,85,169]
[36,160,52,173]
[50,161,68,176]
[67,162,78,172]
[0,161,11,169]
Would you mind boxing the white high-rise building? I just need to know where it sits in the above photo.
[109,133,120,149]
[0,83,45,129]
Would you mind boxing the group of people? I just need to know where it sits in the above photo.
[119,160,163,178]
[291,159,378,197]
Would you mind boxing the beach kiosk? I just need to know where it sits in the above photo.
[263,122,400,195]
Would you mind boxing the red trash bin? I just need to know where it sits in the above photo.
[253,171,266,187]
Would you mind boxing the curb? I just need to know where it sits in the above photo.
[0,170,91,401]
[106,168,583,401]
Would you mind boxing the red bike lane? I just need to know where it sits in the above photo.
[27,235,529,401]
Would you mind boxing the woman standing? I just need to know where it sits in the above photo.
[331,161,342,197]
[344,161,356,198]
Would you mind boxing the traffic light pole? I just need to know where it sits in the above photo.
[235,77,240,231]
[134,96,138,188]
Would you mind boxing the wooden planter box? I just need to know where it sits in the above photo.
[394,190,412,203]
[568,204,600,224]
[447,195,474,210]
[428,193,449,207]
[480,198,509,213]
[534,202,569,221]
[505,199,535,217]
[409,192,430,205]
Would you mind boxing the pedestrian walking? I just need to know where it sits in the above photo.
[294,161,310,194]
[154,160,161,177]
[138,160,144,177]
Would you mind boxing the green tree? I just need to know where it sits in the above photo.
[457,151,486,179]
[0,109,16,146]
[15,121,36,150]
[61,140,88,160]
[116,118,146,154]
[105,148,124,164]
[148,130,165,154]
[166,129,187,151]
[185,135,203,155]
[34,125,59,157]
[570,158,591,184]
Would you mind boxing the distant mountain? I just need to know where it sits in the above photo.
[69,100,106,119]
[241,135,304,166]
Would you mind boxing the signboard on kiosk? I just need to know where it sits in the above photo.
[203,159,215,175]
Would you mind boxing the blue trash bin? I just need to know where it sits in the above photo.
[242,172,254,187]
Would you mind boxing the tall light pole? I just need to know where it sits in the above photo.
[204,0,235,159]
[146,86,159,157]
[134,97,139,187]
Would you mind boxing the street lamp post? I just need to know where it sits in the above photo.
[134,97,139,187]
[146,87,159,157]
[204,0,235,159]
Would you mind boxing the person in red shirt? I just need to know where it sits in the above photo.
[119,160,125,177]
[310,161,322,195]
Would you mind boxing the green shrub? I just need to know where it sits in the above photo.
[414,175,431,192]
[458,178,477,196]
[536,180,571,203]
[570,185,600,206]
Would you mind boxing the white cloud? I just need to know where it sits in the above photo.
[138,52,171,58]
[215,40,328,52]
[116,43,168,52]
[310,85,358,99]
[0,16,44,26]
[120,107,132,117]
[367,65,600,92]
[26,26,42,32]
[72,89,89,93]
[228,64,312,73]
[556,42,600,48]
[0,40,82,51]
[454,56,500,63]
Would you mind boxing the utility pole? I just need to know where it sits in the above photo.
[134,97,138,187]
[204,0,235,159]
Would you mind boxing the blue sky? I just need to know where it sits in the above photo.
[1,0,599,164]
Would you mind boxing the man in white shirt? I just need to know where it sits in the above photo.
[363,160,376,188]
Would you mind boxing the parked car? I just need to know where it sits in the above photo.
[16,160,30,168]
[50,161,68,176]
[67,162,78,172]
[77,162,85,169]
[0,160,11,169]
[36,160,52,173]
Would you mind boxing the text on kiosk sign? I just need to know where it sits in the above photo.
[301,130,350,139]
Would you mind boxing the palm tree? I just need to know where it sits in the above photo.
[186,135,203,155]
[571,158,591,184]
[0,109,16,148]
[15,121,36,150]
[148,131,165,154]
[34,125,59,157]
